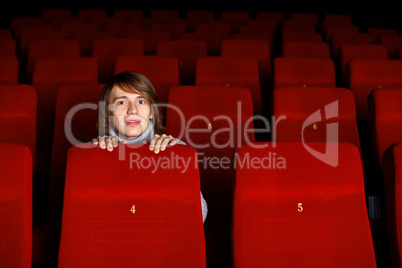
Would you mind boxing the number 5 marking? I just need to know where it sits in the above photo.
[298,203,303,212]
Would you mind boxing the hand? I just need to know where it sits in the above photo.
[91,135,119,151]
[148,134,179,154]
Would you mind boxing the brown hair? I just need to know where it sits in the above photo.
[97,71,165,136]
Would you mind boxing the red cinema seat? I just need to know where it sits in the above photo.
[180,32,222,56]
[32,84,103,267]
[273,57,336,88]
[256,11,284,24]
[156,40,207,85]
[368,27,398,43]
[128,31,170,55]
[26,39,80,83]
[382,142,402,268]
[282,41,331,58]
[19,29,66,61]
[10,16,46,34]
[77,8,108,22]
[113,9,143,22]
[195,56,262,116]
[104,23,141,37]
[282,32,323,43]
[238,20,278,35]
[330,33,372,61]
[0,56,18,84]
[368,88,402,174]
[0,85,37,161]
[282,21,316,34]
[195,22,231,39]
[324,25,359,43]
[220,10,250,31]
[348,59,402,120]
[233,142,377,268]
[0,38,16,56]
[92,38,144,83]
[231,33,274,43]
[186,10,215,23]
[166,85,254,266]
[220,39,271,89]
[379,35,402,59]
[149,9,179,23]
[150,23,187,40]
[74,30,120,56]
[339,44,388,84]
[58,144,206,268]
[42,8,71,19]
[115,56,179,105]
[61,21,98,38]
[0,144,32,268]
[32,56,98,174]
[273,87,361,153]
[290,12,319,26]
[324,14,353,24]
[0,29,12,38]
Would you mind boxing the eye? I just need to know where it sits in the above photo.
[116,100,126,105]
[138,100,146,104]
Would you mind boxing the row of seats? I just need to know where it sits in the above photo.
[4,139,402,267]
[1,83,401,265]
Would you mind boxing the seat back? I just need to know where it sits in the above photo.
[233,142,377,268]
[0,56,18,84]
[0,143,32,268]
[58,144,206,268]
[195,56,262,115]
[0,85,37,161]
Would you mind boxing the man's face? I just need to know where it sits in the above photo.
[109,86,152,140]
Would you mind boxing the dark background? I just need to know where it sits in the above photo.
[1,0,401,33]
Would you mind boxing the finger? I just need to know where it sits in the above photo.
[160,136,175,151]
[153,134,168,154]
[142,141,147,144]
[106,136,114,151]
[112,136,119,147]
[122,140,127,144]
[91,138,99,145]
[98,136,106,149]
[149,134,160,151]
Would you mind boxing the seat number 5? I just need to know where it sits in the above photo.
[298,203,303,212]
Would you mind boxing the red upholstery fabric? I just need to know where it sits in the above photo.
[166,85,254,265]
[233,142,377,268]
[282,41,331,58]
[220,39,272,92]
[74,30,120,56]
[180,32,221,56]
[348,59,402,120]
[273,57,336,88]
[329,33,371,60]
[156,40,207,85]
[195,56,262,115]
[26,39,80,83]
[115,56,179,105]
[379,35,402,59]
[150,23,186,40]
[77,8,108,22]
[324,25,359,42]
[92,38,144,83]
[0,56,18,84]
[195,23,231,39]
[339,44,388,83]
[368,27,398,43]
[290,12,319,26]
[32,56,98,173]
[58,144,206,268]
[149,9,179,23]
[0,38,16,56]
[382,142,402,268]
[273,87,361,153]
[0,143,32,268]
[282,32,323,43]
[0,85,37,161]
[368,88,402,173]
[127,31,170,55]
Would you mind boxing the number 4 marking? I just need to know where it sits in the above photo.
[130,205,136,214]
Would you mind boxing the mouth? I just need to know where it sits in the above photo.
[124,119,141,126]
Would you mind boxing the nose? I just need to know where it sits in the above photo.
[127,101,138,115]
